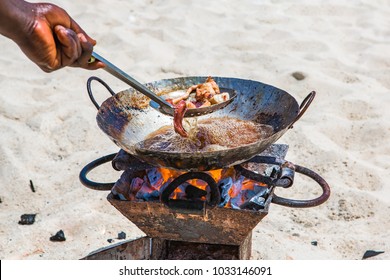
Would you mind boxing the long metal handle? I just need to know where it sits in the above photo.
[91,52,174,115]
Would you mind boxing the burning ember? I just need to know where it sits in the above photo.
[112,166,270,210]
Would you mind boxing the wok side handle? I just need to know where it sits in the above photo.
[272,164,330,208]
[289,91,316,129]
[79,153,117,191]
[86,76,116,110]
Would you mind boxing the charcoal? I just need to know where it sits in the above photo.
[130,177,145,194]
[50,230,66,242]
[18,214,36,225]
[135,179,161,201]
[158,180,171,195]
[147,168,163,187]
[362,250,385,259]
[136,189,159,201]
[240,187,269,210]
[218,177,233,207]
[239,197,265,210]
[112,169,145,200]
[254,186,270,197]
[242,189,256,200]
[111,170,134,199]
[117,231,126,240]
[230,176,245,209]
[29,180,36,192]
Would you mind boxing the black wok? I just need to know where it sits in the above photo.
[87,76,315,171]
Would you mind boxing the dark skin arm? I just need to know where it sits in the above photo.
[0,0,104,72]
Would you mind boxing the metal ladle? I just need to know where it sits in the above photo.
[90,52,236,117]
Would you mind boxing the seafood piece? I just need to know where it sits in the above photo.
[171,77,230,138]
[173,100,188,137]
[209,92,229,104]
[168,76,228,107]
[188,76,220,102]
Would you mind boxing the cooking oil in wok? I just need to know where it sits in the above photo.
[136,117,274,153]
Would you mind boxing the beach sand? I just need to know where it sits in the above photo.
[0,0,389,260]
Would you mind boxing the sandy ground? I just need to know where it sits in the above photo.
[0,0,389,260]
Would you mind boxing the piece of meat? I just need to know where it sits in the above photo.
[170,77,229,138]
[205,76,220,92]
[173,100,188,137]
[194,76,220,102]
[209,92,229,104]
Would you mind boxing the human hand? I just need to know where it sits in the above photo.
[9,2,104,72]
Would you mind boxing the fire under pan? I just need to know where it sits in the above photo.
[80,144,330,259]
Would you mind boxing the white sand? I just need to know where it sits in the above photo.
[0,0,389,260]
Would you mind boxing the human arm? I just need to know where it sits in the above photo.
[0,0,104,72]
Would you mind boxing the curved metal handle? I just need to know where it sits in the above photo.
[86,76,116,110]
[160,172,221,209]
[234,156,294,188]
[289,91,316,129]
[91,52,174,115]
[79,153,117,191]
[271,164,330,208]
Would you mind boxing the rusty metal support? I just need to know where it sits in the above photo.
[160,172,221,209]
[272,164,330,208]
[82,232,252,260]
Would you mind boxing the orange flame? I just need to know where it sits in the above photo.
[140,167,268,208]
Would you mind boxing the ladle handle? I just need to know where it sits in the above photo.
[90,52,174,115]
